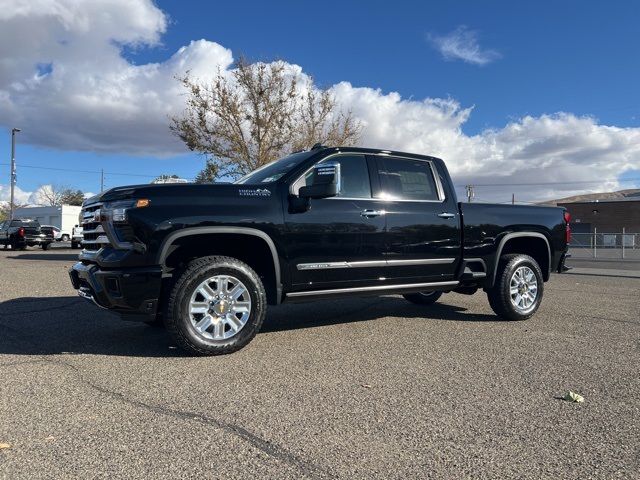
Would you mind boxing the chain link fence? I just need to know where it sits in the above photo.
[569,232,640,260]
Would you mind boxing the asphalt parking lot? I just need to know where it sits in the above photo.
[1,248,638,479]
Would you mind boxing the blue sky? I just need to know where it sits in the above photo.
[1,0,639,202]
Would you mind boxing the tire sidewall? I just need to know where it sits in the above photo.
[499,255,544,320]
[170,260,266,353]
[403,290,443,305]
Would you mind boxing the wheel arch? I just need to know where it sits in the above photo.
[157,227,282,304]
[489,232,551,285]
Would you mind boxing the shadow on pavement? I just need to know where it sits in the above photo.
[261,296,498,333]
[0,295,498,357]
[6,253,80,261]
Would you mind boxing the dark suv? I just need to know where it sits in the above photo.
[1,218,52,250]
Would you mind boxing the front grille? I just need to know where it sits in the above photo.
[81,203,110,251]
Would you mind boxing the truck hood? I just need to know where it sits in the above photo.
[85,183,275,205]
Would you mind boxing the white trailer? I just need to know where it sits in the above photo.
[13,205,82,241]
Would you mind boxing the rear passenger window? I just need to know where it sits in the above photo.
[378,157,440,201]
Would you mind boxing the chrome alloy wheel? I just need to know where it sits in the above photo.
[509,266,538,313]
[188,275,252,340]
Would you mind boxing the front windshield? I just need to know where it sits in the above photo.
[235,151,314,184]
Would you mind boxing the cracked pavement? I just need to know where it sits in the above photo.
[1,248,639,479]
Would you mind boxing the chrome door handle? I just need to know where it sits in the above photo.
[437,212,455,219]
[361,209,385,218]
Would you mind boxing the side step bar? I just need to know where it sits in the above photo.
[285,280,459,302]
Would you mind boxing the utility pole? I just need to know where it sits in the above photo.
[512,193,515,205]
[465,185,474,203]
[100,169,104,192]
[9,128,21,221]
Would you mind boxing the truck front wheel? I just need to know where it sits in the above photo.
[165,256,267,356]
[487,254,544,321]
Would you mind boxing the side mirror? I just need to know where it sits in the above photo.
[299,162,341,199]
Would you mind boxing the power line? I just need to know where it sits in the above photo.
[0,162,157,178]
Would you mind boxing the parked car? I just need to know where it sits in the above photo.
[1,218,53,250]
[41,225,62,241]
[70,146,571,355]
[71,224,83,249]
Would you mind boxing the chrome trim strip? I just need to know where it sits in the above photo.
[297,260,384,270]
[81,225,105,235]
[286,280,459,298]
[81,235,109,245]
[78,289,108,310]
[387,258,455,266]
[296,258,456,270]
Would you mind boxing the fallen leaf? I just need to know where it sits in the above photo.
[563,391,585,403]
[45,436,55,441]
[0,443,11,449]
[361,384,372,389]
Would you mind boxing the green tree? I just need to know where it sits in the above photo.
[194,159,219,184]
[59,189,85,206]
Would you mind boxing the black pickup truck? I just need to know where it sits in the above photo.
[1,218,53,250]
[70,146,570,355]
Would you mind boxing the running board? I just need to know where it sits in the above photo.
[285,280,459,302]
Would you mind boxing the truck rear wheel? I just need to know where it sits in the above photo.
[403,291,443,305]
[165,256,266,356]
[487,254,543,321]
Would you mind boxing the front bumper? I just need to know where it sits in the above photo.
[69,262,163,317]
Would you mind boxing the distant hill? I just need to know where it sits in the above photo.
[541,189,640,206]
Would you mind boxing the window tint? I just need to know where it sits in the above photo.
[379,157,440,201]
[295,155,371,198]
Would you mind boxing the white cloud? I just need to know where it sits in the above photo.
[428,26,501,66]
[0,184,32,205]
[0,1,639,202]
[0,0,232,155]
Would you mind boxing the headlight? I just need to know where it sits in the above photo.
[102,199,149,223]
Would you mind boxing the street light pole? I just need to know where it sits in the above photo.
[9,128,21,221]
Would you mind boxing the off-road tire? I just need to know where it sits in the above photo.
[165,256,267,356]
[403,291,443,305]
[42,242,50,250]
[487,254,544,321]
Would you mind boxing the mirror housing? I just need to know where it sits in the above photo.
[299,162,341,199]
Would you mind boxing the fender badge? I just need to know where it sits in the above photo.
[239,188,271,197]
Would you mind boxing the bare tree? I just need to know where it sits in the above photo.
[171,58,361,179]
[1,201,28,221]
[31,185,85,206]
[33,184,64,206]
